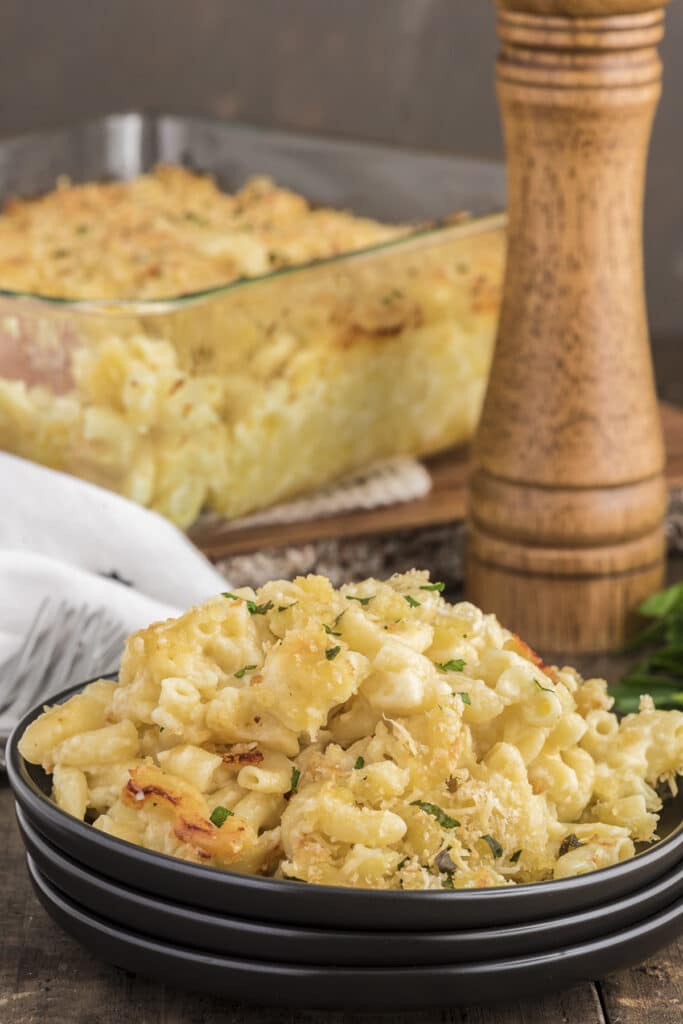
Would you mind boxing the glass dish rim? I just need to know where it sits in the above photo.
[0,212,507,316]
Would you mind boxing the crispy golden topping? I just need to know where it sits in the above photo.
[0,165,407,300]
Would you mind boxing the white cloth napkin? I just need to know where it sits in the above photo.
[0,453,227,661]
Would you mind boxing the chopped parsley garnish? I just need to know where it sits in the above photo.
[290,767,301,793]
[185,211,208,226]
[354,756,365,770]
[558,833,585,857]
[411,801,460,829]
[442,874,456,890]
[457,691,471,705]
[404,595,421,608]
[533,677,554,694]
[481,834,504,858]
[210,806,233,828]
[435,659,466,673]
[277,602,298,612]
[509,849,523,864]
[247,599,274,616]
[325,646,341,661]
[397,856,410,871]
[158,726,165,733]
[234,664,257,679]
[434,849,457,874]
[346,594,373,606]
[324,624,342,636]
[615,581,683,711]
[332,610,347,627]
[222,591,238,599]
[420,582,445,592]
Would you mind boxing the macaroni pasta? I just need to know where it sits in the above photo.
[19,571,683,889]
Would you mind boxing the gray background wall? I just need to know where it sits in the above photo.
[0,1,680,354]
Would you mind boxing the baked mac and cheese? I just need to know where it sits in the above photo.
[23,571,680,890]
[0,167,504,526]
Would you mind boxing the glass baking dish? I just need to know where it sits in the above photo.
[0,113,506,528]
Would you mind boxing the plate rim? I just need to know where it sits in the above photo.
[18,802,683,944]
[9,678,683,906]
[26,851,683,978]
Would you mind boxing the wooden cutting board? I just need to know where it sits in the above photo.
[192,401,683,559]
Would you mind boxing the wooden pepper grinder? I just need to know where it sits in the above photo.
[466,0,669,652]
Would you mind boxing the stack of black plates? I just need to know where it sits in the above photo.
[8,682,683,1011]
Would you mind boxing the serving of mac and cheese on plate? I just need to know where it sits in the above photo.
[18,571,683,891]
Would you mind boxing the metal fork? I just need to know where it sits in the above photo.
[0,598,127,768]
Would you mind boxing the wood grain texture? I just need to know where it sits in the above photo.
[599,937,683,1023]
[192,401,683,559]
[467,2,670,653]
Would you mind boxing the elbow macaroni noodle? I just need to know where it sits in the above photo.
[19,571,683,890]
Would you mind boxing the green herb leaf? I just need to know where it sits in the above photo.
[457,691,471,705]
[442,874,456,890]
[481,834,504,858]
[324,624,342,636]
[620,617,668,654]
[615,584,683,710]
[397,856,410,871]
[246,600,273,616]
[346,594,373,606]
[234,664,257,679]
[222,591,238,599]
[420,582,445,592]
[210,806,233,828]
[404,595,421,608]
[332,610,347,628]
[411,800,460,829]
[290,767,301,793]
[325,646,341,661]
[558,833,585,857]
[533,677,554,694]
[277,602,298,612]
[435,659,466,673]
[665,616,683,647]
[354,756,365,770]
[640,582,683,618]
[509,849,523,864]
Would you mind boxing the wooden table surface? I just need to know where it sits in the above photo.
[1,558,682,1024]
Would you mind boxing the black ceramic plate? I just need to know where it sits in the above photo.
[17,805,683,966]
[27,856,683,1010]
[9,682,683,930]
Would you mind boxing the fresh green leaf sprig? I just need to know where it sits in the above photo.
[613,582,683,711]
